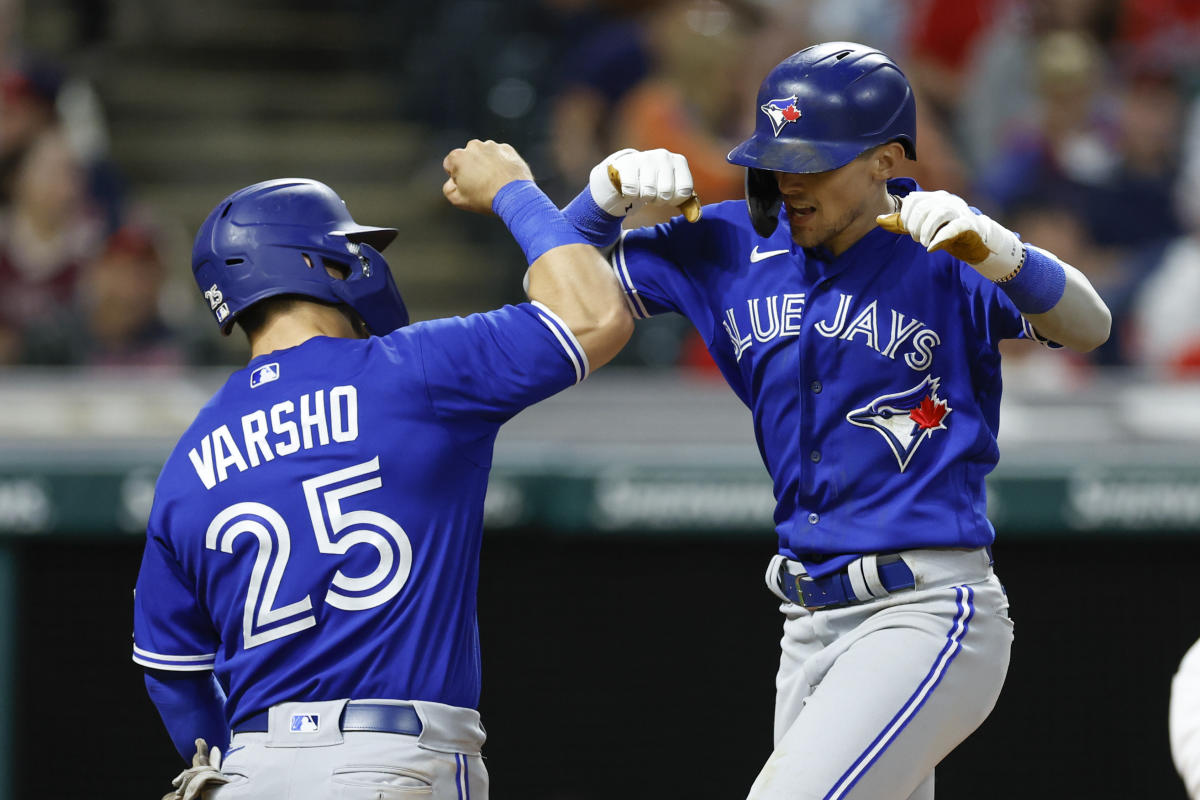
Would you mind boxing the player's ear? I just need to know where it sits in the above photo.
[870,142,906,180]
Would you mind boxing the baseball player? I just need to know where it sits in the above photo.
[1170,638,1200,797]
[132,139,689,800]
[559,43,1111,799]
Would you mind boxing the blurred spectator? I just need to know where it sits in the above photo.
[1000,199,1117,382]
[904,0,1000,124]
[1127,115,1200,378]
[984,40,1185,251]
[1113,0,1200,76]
[0,57,122,230]
[21,224,189,367]
[611,0,759,223]
[0,59,61,205]
[957,0,1121,172]
[796,0,906,57]
[975,30,1118,216]
[546,0,652,194]
[1082,70,1184,249]
[0,127,103,363]
[897,97,970,195]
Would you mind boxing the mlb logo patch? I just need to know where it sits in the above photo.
[250,362,280,388]
[290,713,320,733]
[761,95,801,137]
[214,303,230,323]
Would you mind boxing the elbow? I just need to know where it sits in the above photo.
[1072,304,1112,353]
[609,306,635,350]
[580,305,634,371]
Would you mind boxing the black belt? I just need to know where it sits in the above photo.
[778,555,916,609]
[234,701,423,736]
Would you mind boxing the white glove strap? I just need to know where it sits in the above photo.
[969,215,1024,282]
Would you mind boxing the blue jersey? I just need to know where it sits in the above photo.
[612,179,1044,577]
[133,302,587,727]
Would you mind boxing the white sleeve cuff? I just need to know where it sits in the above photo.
[612,230,650,319]
[132,644,216,672]
[530,301,590,383]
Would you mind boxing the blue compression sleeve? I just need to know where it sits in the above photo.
[493,180,589,264]
[562,188,623,248]
[144,669,229,761]
[998,245,1067,314]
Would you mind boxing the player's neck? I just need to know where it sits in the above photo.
[248,302,361,360]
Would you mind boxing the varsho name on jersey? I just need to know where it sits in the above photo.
[188,385,359,489]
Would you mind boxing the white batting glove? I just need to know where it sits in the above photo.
[589,148,694,218]
[163,738,231,800]
[896,190,1024,282]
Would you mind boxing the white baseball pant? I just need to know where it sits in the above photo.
[210,699,487,800]
[1170,637,1200,798]
[749,547,1013,800]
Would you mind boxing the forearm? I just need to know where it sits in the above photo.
[144,669,228,761]
[1001,246,1111,352]
[526,243,633,369]
[1018,259,1111,352]
[494,181,633,368]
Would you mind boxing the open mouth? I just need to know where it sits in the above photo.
[788,205,816,220]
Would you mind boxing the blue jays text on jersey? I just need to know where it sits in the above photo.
[132,302,588,728]
[610,178,1048,578]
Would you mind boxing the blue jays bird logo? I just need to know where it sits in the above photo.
[846,375,951,472]
[761,95,801,137]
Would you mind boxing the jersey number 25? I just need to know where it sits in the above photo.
[205,456,412,649]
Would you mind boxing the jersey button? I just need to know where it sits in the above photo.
[810,450,821,463]
[808,512,820,524]
[810,380,822,393]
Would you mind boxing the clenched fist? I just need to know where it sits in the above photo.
[590,148,698,220]
[443,140,535,214]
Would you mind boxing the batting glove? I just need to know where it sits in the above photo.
[162,738,231,800]
[882,190,1024,282]
[589,148,695,218]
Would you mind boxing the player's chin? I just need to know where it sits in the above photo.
[785,219,825,249]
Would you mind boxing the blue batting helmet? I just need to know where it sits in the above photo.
[727,42,917,236]
[192,179,408,336]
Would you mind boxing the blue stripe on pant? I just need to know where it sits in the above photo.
[455,753,471,800]
[824,584,976,800]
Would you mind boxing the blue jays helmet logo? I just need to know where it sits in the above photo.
[761,95,801,137]
[846,375,951,472]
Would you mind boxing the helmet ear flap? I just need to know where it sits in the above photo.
[746,169,782,238]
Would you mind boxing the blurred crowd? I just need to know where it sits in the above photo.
[400,0,1200,383]
[0,63,216,369]
[5,0,1200,384]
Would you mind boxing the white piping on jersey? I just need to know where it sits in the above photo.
[132,644,217,671]
[133,645,217,662]
[615,231,650,319]
[531,301,590,383]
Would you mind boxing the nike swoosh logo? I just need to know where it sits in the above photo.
[749,246,790,263]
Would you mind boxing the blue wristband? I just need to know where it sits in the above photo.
[998,245,1067,314]
[493,180,589,264]
[562,188,623,247]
